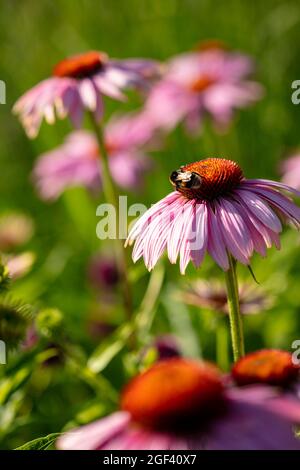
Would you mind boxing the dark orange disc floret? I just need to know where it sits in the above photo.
[194,39,228,52]
[121,358,225,430]
[189,76,216,93]
[232,349,300,387]
[53,51,107,79]
[170,158,244,201]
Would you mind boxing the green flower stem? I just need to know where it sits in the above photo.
[216,318,229,371]
[224,254,245,362]
[134,262,165,338]
[89,113,132,321]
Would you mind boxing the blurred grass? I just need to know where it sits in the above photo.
[1,0,300,448]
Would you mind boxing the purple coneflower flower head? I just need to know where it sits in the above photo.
[126,158,300,274]
[33,113,153,200]
[281,153,300,190]
[176,280,272,315]
[143,45,263,134]
[13,51,159,138]
[57,358,300,450]
[232,349,300,388]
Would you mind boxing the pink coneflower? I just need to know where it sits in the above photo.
[281,153,300,190]
[5,252,35,280]
[57,358,300,450]
[177,280,272,315]
[232,349,300,387]
[33,113,153,200]
[126,158,300,274]
[13,51,158,138]
[143,45,263,133]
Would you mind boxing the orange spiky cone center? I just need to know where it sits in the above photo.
[53,51,108,79]
[189,75,217,92]
[170,158,244,201]
[232,349,300,387]
[121,358,225,430]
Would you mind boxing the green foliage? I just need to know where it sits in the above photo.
[15,433,61,450]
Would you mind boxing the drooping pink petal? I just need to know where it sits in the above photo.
[235,189,282,233]
[206,204,229,270]
[216,199,253,264]
[57,412,130,450]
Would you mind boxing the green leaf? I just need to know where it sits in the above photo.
[63,187,97,247]
[0,367,31,405]
[15,433,61,450]
[88,324,132,373]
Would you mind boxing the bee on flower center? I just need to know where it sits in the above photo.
[170,158,244,200]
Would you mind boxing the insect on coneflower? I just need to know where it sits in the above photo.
[57,358,300,450]
[126,157,300,361]
[13,51,159,138]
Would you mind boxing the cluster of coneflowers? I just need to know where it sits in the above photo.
[13,43,300,449]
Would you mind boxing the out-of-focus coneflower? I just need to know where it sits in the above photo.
[281,153,300,190]
[13,51,159,138]
[153,335,181,360]
[142,44,263,134]
[5,252,36,280]
[126,157,300,360]
[88,253,120,291]
[57,358,300,450]
[177,280,272,315]
[32,113,153,200]
[232,349,300,387]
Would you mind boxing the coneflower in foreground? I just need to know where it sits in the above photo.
[57,358,300,450]
[126,157,300,360]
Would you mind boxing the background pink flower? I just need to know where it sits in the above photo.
[176,280,273,315]
[143,46,263,134]
[13,51,159,138]
[33,113,154,200]
[281,153,300,190]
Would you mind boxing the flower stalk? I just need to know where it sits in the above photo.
[224,254,245,362]
[89,114,132,321]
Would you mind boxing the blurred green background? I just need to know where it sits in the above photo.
[0,0,300,449]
